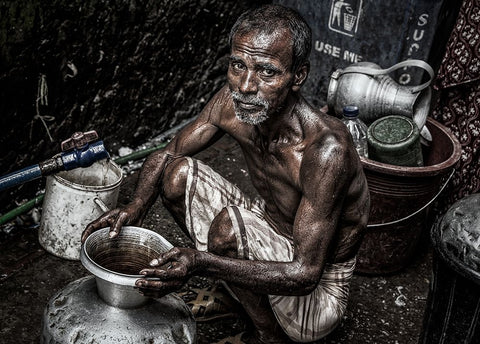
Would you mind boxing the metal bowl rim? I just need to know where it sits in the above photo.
[80,226,173,286]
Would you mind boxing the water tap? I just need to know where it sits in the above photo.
[58,131,110,170]
[0,130,110,192]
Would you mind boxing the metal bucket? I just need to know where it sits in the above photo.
[80,226,174,309]
[356,117,461,274]
[39,159,123,260]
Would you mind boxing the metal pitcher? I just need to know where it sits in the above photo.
[327,59,434,140]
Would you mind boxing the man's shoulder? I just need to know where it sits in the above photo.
[299,106,355,166]
[208,85,234,111]
[297,101,349,148]
[199,85,235,124]
[202,85,255,139]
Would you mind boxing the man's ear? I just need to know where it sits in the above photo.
[292,63,309,91]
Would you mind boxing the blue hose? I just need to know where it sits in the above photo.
[0,165,42,192]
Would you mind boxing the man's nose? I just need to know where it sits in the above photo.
[239,71,258,94]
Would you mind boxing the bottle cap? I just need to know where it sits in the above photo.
[343,105,359,117]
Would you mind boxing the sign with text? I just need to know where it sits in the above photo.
[275,0,449,107]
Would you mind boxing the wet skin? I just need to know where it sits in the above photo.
[82,28,370,343]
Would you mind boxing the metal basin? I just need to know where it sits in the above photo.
[80,226,173,308]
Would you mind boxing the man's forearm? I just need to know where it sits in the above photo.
[196,251,319,296]
[131,150,169,211]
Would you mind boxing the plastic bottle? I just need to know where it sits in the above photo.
[341,105,369,158]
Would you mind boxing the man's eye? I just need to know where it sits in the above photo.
[231,62,245,71]
[261,68,276,77]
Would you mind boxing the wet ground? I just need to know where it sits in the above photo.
[0,135,433,344]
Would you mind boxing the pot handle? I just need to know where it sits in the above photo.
[93,197,110,213]
[342,59,435,93]
[367,169,454,228]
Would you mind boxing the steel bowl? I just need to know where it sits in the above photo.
[80,226,173,308]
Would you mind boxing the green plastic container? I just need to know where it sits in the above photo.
[367,115,424,167]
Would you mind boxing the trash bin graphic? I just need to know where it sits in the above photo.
[329,0,362,36]
[343,12,357,31]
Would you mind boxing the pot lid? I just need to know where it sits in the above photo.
[431,193,480,284]
[369,115,416,145]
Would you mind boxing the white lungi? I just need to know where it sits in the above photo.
[183,157,355,342]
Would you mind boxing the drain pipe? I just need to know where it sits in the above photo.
[0,118,195,226]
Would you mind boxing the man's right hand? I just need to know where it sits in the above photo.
[81,200,145,243]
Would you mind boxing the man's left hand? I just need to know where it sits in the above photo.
[135,247,197,298]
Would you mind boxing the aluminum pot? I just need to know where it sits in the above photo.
[41,276,196,344]
[80,226,174,308]
[42,227,196,343]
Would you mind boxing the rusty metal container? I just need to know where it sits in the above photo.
[356,117,461,274]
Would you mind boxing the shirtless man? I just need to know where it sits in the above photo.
[82,4,370,343]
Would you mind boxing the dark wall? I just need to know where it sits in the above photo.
[0,0,269,208]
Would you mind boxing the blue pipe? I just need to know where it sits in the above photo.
[0,140,110,192]
[0,165,43,191]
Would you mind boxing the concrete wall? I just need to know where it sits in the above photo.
[0,0,269,206]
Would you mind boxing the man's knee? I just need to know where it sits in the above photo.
[208,207,238,257]
[161,156,189,202]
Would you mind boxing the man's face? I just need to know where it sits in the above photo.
[227,28,296,125]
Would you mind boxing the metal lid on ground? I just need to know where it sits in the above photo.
[431,193,480,285]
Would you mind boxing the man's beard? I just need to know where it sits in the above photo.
[230,91,269,125]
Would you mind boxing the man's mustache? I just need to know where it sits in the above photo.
[230,91,269,108]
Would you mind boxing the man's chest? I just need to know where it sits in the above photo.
[242,140,304,217]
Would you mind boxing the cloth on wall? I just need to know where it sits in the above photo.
[431,0,480,213]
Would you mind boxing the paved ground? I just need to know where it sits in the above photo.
[0,135,433,343]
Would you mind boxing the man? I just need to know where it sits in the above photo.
[82,4,370,343]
